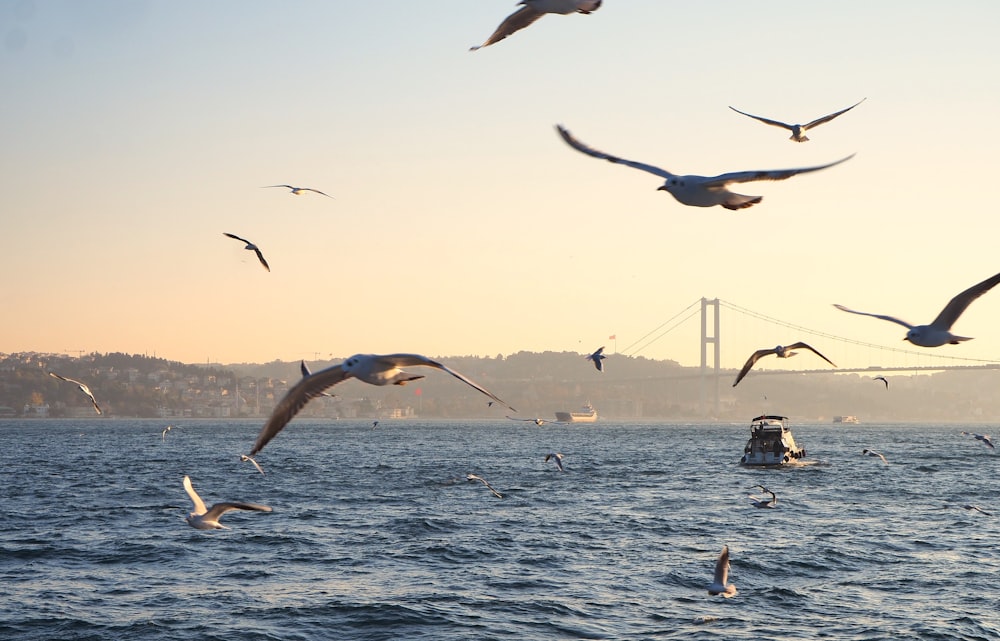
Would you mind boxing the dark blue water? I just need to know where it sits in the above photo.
[2,418,998,640]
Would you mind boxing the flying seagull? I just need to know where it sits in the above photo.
[223,232,270,272]
[961,431,995,450]
[182,475,271,530]
[707,545,737,597]
[732,342,836,387]
[834,271,1000,347]
[728,98,866,142]
[240,454,266,476]
[962,505,993,516]
[247,354,515,455]
[748,485,776,508]
[470,0,602,51]
[862,448,889,465]
[586,346,607,372]
[262,184,332,198]
[874,375,889,389]
[161,425,174,441]
[544,452,565,472]
[556,124,854,210]
[300,360,335,397]
[49,372,102,414]
[507,416,555,425]
[467,473,503,499]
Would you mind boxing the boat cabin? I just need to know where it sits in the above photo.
[739,415,807,466]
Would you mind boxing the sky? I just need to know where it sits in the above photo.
[3,0,1000,372]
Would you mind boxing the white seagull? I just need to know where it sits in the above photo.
[962,505,993,516]
[586,346,607,372]
[182,475,271,530]
[49,372,102,414]
[507,416,555,425]
[728,98,866,142]
[961,431,995,450]
[707,545,737,597]
[240,454,266,476]
[467,473,504,499]
[544,452,565,471]
[874,375,889,389]
[161,425,174,441]
[248,354,515,455]
[262,184,332,198]
[223,232,270,272]
[834,271,1000,347]
[470,0,602,51]
[556,125,854,210]
[748,485,776,508]
[732,342,836,387]
[862,448,889,465]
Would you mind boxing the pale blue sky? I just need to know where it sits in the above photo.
[2,1,1000,371]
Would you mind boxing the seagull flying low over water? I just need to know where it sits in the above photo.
[49,372,102,414]
[732,342,836,387]
[300,361,335,397]
[586,346,607,372]
[507,416,556,425]
[874,376,889,389]
[262,184,332,198]
[470,0,602,51]
[240,454,266,476]
[707,545,737,597]
[182,475,271,530]
[834,271,1000,347]
[247,354,515,455]
[728,98,866,142]
[545,452,565,471]
[223,232,270,272]
[467,473,503,499]
[862,448,889,465]
[748,485,776,508]
[962,505,993,516]
[161,425,174,441]
[556,125,854,210]
[961,431,995,450]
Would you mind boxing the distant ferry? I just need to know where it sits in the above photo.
[555,403,597,423]
[833,415,859,424]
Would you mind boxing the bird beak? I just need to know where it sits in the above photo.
[656,185,667,191]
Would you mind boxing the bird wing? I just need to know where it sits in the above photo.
[50,372,102,413]
[929,271,1000,330]
[223,232,252,244]
[803,98,866,129]
[302,188,333,198]
[241,454,266,475]
[732,348,776,387]
[381,354,516,412]
[833,303,915,329]
[249,364,349,455]
[713,546,730,586]
[182,476,208,515]
[785,342,837,368]
[300,360,311,377]
[728,106,794,131]
[203,501,272,521]
[471,5,544,50]
[556,125,675,180]
[262,185,294,190]
[703,154,855,187]
[252,247,270,272]
[590,346,606,358]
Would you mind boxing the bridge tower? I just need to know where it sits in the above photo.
[700,297,720,416]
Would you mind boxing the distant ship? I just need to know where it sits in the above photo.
[833,415,859,424]
[555,403,597,423]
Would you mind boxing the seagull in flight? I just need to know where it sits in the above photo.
[874,375,889,389]
[49,372,102,414]
[300,360,335,397]
[223,232,270,272]
[262,184,332,198]
[728,98,866,142]
[586,346,607,372]
[556,125,854,210]
[161,425,174,441]
[240,454,266,476]
[862,448,889,465]
[961,431,995,450]
[707,545,737,597]
[732,342,836,387]
[544,452,565,471]
[467,473,503,499]
[247,354,515,455]
[748,485,776,508]
[470,0,602,51]
[834,271,1000,347]
[182,475,271,530]
[507,416,555,425]
[962,505,993,516]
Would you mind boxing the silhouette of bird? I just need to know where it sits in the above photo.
[586,346,607,371]
[862,448,889,464]
[748,485,776,508]
[262,184,332,198]
[223,232,270,272]
[874,376,889,389]
[182,475,271,530]
[466,474,503,499]
[545,452,565,471]
[470,0,602,51]
[49,372,102,414]
[961,431,995,450]
[707,545,737,597]
[728,98,866,142]
[732,342,836,387]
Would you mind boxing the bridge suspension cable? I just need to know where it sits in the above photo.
[621,299,702,357]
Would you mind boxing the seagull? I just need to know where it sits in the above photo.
[556,125,854,210]
[728,98,866,142]
[586,346,607,372]
[748,485,776,508]
[182,475,271,530]
[470,0,602,51]
[874,375,889,389]
[961,431,995,450]
[507,416,554,425]
[300,360,335,397]
[223,232,270,272]
[862,448,889,464]
[732,342,836,387]
[834,271,1000,347]
[262,184,332,198]
[247,354,515,455]
[467,473,503,499]
[544,452,565,471]
[962,505,993,516]
[161,425,174,441]
[49,372,102,414]
[707,545,737,597]
[371,420,379,430]
[240,454,266,476]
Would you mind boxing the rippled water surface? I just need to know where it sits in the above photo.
[2,418,999,640]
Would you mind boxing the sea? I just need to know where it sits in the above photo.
[1,418,998,641]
